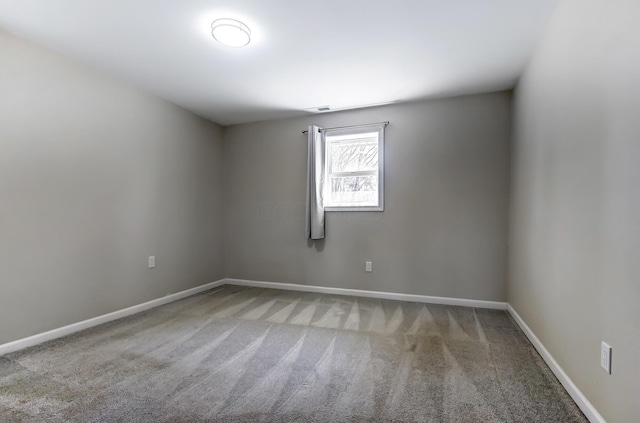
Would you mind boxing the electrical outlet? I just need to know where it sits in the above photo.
[365,261,372,272]
[148,256,156,269]
[601,341,612,374]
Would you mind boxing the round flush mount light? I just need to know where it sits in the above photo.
[211,18,251,48]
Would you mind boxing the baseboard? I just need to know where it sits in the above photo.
[0,277,503,356]
[507,305,606,423]
[0,279,226,357]
[0,277,604,422]
[224,278,507,310]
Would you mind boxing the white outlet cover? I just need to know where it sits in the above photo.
[365,261,372,272]
[148,256,156,268]
[601,341,612,374]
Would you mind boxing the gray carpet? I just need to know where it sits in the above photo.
[0,285,587,422]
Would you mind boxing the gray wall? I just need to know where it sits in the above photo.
[0,31,225,344]
[224,92,511,301]
[509,0,640,421]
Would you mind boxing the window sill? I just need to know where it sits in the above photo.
[325,206,384,212]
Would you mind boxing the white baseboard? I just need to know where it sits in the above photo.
[1,277,503,357]
[507,305,606,423]
[0,279,226,357]
[0,275,603,421]
[224,278,507,310]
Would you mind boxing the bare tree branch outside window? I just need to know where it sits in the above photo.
[326,134,380,207]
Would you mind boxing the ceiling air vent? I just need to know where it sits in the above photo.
[305,105,332,113]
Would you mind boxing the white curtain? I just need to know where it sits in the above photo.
[305,125,325,239]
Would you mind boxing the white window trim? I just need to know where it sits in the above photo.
[323,124,385,212]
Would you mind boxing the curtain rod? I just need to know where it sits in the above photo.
[301,120,389,134]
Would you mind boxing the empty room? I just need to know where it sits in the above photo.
[0,0,638,422]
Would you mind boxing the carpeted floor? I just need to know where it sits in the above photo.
[0,285,587,422]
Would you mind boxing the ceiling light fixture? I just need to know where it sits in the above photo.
[211,18,251,48]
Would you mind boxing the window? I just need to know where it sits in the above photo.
[324,125,385,211]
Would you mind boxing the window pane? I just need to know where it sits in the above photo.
[329,175,378,206]
[329,137,378,173]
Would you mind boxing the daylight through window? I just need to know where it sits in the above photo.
[324,125,385,211]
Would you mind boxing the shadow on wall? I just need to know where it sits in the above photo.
[307,238,325,252]
[257,201,382,253]
[255,201,382,224]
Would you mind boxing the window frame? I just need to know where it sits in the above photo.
[323,124,385,212]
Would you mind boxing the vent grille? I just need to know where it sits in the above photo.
[305,105,332,113]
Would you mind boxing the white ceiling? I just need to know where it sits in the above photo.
[0,0,558,125]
